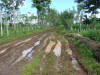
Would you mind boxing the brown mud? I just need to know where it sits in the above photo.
[0,28,89,75]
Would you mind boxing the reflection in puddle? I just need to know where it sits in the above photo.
[12,40,41,65]
[12,47,34,66]
[28,51,34,59]
[34,41,40,46]
[66,49,80,71]
[22,40,40,58]
[72,58,80,70]
[22,47,34,57]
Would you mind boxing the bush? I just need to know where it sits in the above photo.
[80,29,100,42]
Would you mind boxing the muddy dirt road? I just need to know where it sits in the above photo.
[0,29,88,75]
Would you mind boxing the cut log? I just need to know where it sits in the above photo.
[67,32,100,60]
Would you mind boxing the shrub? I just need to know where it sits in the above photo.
[80,29,100,42]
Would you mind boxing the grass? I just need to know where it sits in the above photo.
[80,29,100,42]
[0,26,52,45]
[21,51,55,75]
[45,52,55,68]
[55,26,100,75]
[68,37,100,75]
[60,37,67,43]
[42,52,55,75]
[58,24,100,42]
[21,50,44,75]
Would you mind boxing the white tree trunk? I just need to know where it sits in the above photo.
[7,20,9,36]
[0,18,3,36]
[0,6,3,36]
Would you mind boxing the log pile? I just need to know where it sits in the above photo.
[67,32,100,60]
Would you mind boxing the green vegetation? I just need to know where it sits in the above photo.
[0,0,100,74]
[60,37,67,43]
[58,24,100,42]
[0,26,52,45]
[21,50,44,75]
[56,26,100,75]
[75,0,100,14]
[80,29,100,42]
[21,51,55,75]
[68,37,100,75]
[45,52,55,68]
[41,52,55,75]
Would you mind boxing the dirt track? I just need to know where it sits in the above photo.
[0,28,88,75]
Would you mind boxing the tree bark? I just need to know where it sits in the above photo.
[0,6,3,36]
[0,18,3,36]
[67,33,100,60]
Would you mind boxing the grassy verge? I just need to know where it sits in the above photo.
[0,26,52,45]
[68,36,100,75]
[64,28,100,42]
[55,26,100,75]
[21,50,44,75]
[80,29,100,42]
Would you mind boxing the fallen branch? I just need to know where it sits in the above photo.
[67,32,100,60]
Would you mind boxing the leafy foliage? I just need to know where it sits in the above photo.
[80,29,100,42]
[75,0,100,14]
[60,10,74,28]
[46,8,60,25]
[32,0,51,25]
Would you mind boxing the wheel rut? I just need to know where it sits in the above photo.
[0,29,88,75]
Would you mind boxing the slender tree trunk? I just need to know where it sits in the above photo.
[37,10,40,26]
[0,18,3,36]
[5,8,9,36]
[80,23,81,32]
[13,7,16,31]
[7,20,9,36]
[0,6,3,36]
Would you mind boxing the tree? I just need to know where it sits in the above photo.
[89,15,97,29]
[83,15,91,29]
[1,0,25,36]
[77,4,84,31]
[0,2,3,36]
[32,0,51,25]
[75,0,100,14]
[60,10,74,30]
[46,8,60,26]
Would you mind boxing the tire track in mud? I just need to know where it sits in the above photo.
[0,28,89,75]
[66,36,92,75]
[35,35,88,75]
[0,28,58,49]
[0,33,43,56]
[0,35,46,75]
[0,29,57,75]
[0,28,58,55]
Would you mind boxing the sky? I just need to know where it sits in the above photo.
[19,0,77,15]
